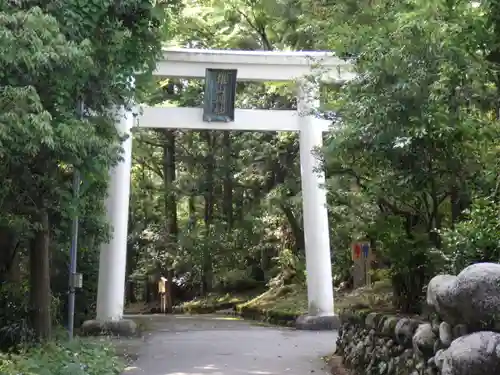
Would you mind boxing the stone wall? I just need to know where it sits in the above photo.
[335,262,500,375]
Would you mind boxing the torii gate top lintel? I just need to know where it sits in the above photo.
[155,47,354,82]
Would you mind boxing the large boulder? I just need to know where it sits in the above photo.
[426,274,458,323]
[450,263,500,327]
[427,263,500,327]
[436,331,500,375]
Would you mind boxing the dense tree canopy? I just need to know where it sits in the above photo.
[0,0,167,344]
[1,0,500,362]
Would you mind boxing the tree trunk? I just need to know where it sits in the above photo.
[145,280,152,303]
[162,129,178,249]
[166,268,174,312]
[279,203,305,252]
[0,226,20,282]
[7,250,21,282]
[127,281,137,304]
[201,130,215,295]
[222,132,233,229]
[162,129,178,312]
[29,208,51,340]
[125,240,136,305]
[188,196,196,230]
[187,132,197,231]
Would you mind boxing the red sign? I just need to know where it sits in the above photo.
[352,243,362,260]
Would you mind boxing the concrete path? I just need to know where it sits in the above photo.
[122,314,337,375]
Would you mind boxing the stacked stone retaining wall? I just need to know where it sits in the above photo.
[335,262,500,375]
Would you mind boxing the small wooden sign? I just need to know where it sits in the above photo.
[351,242,370,260]
[203,68,237,122]
[351,241,372,288]
[158,278,166,294]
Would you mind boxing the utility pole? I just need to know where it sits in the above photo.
[68,99,84,339]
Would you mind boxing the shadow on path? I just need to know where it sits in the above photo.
[121,314,337,375]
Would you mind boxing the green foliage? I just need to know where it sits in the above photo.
[320,0,500,312]
[441,197,500,273]
[0,339,123,375]
[0,282,33,351]
[0,0,167,344]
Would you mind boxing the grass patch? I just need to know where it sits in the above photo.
[83,335,146,365]
[0,338,124,375]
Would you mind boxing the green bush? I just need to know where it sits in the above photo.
[0,339,124,375]
[0,281,64,351]
[0,281,34,351]
[214,269,265,293]
[441,197,500,273]
[369,268,391,283]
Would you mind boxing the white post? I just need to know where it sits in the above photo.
[298,78,335,317]
[96,106,133,321]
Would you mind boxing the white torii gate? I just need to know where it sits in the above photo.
[95,48,354,329]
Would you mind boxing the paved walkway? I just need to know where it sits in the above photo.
[122,314,337,375]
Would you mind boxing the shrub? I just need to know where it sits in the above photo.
[441,197,500,273]
[0,281,63,351]
[0,281,34,351]
[0,339,124,375]
[214,268,265,293]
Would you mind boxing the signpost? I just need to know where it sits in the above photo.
[203,68,237,122]
[351,241,372,288]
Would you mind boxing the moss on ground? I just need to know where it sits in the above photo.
[125,291,259,315]
[235,279,394,326]
[235,284,306,326]
[240,284,308,313]
[175,291,260,314]
[239,279,393,312]
[335,279,394,312]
